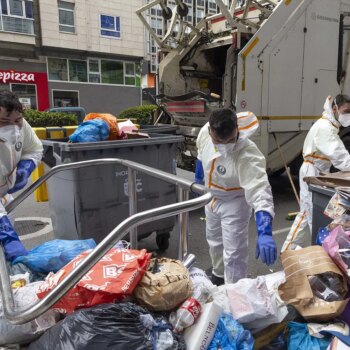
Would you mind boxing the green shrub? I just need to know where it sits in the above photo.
[23,109,78,127]
[118,105,157,125]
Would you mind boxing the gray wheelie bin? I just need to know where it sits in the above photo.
[42,134,184,251]
[309,184,334,243]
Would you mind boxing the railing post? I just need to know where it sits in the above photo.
[177,187,189,261]
[128,168,138,249]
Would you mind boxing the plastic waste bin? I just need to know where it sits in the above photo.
[139,125,178,134]
[42,134,184,250]
[309,184,334,243]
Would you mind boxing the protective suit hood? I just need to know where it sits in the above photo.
[236,111,259,140]
[323,96,341,128]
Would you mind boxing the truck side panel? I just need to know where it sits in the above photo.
[300,0,340,130]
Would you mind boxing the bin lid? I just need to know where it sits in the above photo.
[308,184,335,196]
[42,133,184,151]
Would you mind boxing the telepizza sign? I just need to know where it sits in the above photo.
[0,69,49,111]
[0,70,35,84]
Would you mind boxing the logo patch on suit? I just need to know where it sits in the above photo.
[15,142,22,152]
[217,165,226,175]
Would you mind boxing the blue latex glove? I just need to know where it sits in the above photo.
[194,159,204,185]
[255,211,277,266]
[0,215,28,262]
[8,159,36,194]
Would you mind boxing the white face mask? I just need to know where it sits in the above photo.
[335,102,350,127]
[214,143,235,158]
[339,113,350,127]
[0,125,21,145]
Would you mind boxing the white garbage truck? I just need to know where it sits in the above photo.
[137,0,350,174]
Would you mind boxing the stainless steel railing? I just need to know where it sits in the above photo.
[1,158,212,324]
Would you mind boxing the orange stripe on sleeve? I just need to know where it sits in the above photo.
[238,120,258,131]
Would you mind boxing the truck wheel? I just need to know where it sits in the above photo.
[156,232,170,251]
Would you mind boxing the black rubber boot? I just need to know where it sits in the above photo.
[210,274,225,286]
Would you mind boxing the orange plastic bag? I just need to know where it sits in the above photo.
[37,248,151,313]
[84,113,119,140]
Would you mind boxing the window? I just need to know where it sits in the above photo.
[88,59,100,83]
[48,58,68,81]
[69,60,87,82]
[9,0,22,16]
[100,14,120,38]
[11,84,37,109]
[58,0,75,33]
[124,63,135,85]
[101,60,123,84]
[52,90,79,107]
[48,57,140,86]
[208,1,217,10]
[0,0,34,34]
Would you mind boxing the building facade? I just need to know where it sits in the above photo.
[0,0,144,114]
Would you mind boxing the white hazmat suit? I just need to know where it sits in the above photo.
[196,112,274,283]
[0,119,43,218]
[282,97,350,251]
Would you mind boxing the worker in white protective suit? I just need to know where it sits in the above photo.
[0,90,43,261]
[282,94,350,251]
[195,108,277,285]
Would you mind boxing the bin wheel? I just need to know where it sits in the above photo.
[156,232,170,251]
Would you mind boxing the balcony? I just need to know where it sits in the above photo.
[0,15,34,35]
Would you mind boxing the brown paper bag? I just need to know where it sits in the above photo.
[304,171,350,188]
[133,258,193,311]
[278,246,348,321]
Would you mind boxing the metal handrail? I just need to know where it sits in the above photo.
[1,158,212,324]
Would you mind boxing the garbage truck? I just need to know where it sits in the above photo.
[137,0,350,174]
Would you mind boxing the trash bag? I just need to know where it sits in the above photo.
[29,302,186,350]
[12,239,96,274]
[133,258,193,311]
[0,281,59,346]
[69,119,110,143]
[287,322,332,350]
[84,113,119,140]
[208,313,254,350]
[316,227,330,245]
[37,248,151,313]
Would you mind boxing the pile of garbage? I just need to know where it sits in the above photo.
[68,113,146,143]
[4,209,350,349]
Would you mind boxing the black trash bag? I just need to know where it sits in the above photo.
[29,302,186,350]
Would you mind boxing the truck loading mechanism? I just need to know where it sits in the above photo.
[137,0,350,175]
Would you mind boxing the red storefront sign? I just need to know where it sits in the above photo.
[0,69,50,111]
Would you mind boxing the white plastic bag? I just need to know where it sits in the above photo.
[189,267,214,292]
[227,276,274,323]
[243,272,289,331]
[0,281,59,345]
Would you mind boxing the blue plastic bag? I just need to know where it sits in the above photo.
[69,119,109,143]
[316,227,330,245]
[208,313,254,350]
[12,239,96,273]
[288,322,332,350]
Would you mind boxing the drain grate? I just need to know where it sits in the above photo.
[14,220,48,236]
